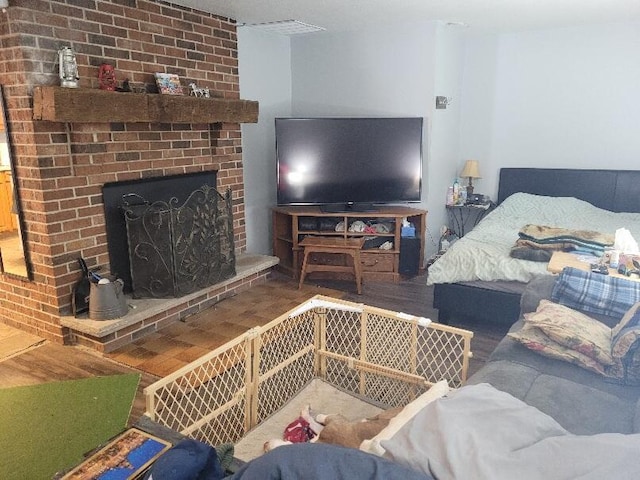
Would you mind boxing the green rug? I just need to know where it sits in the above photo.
[0,374,140,480]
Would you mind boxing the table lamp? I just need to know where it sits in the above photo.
[460,160,481,197]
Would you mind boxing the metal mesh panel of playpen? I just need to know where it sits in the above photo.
[144,295,473,447]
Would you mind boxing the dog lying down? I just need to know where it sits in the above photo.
[264,404,403,452]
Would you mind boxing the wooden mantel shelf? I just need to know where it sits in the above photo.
[32,86,259,124]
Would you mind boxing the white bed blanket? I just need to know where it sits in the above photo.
[427,193,640,285]
[381,383,640,480]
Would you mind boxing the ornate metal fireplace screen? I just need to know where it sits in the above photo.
[123,185,235,299]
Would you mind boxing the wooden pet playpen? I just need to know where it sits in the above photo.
[144,295,474,448]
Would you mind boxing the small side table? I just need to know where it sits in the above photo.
[298,236,366,294]
[446,203,495,238]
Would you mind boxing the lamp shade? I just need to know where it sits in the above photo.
[460,160,481,179]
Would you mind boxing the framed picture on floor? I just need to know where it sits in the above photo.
[62,428,172,480]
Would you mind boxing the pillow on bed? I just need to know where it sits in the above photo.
[523,300,613,366]
[508,323,607,375]
[551,267,640,320]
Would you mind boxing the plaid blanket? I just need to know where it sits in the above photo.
[551,267,640,320]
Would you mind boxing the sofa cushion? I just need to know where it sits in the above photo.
[613,327,640,359]
[634,399,640,433]
[551,267,640,320]
[612,302,640,338]
[488,327,615,389]
[519,275,556,315]
[470,326,640,434]
[522,374,637,435]
[608,325,640,385]
[524,300,613,365]
[605,303,640,385]
[466,359,539,400]
[508,323,607,375]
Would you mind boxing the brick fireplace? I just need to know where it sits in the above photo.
[0,0,275,351]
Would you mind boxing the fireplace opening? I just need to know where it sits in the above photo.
[102,171,236,297]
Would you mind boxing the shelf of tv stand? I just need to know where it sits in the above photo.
[272,205,427,283]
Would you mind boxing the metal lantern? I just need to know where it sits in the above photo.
[58,46,79,88]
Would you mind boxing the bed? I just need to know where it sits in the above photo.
[429,168,640,325]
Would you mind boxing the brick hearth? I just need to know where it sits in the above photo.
[0,0,262,348]
[61,253,278,352]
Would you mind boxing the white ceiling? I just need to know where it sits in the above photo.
[173,0,640,34]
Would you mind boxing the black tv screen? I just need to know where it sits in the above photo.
[276,117,423,211]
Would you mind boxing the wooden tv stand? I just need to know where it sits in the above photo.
[272,205,427,282]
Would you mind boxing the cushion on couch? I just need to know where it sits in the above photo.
[634,398,640,433]
[612,302,640,338]
[551,267,640,320]
[523,300,614,365]
[608,343,640,385]
[522,374,638,435]
[610,329,640,386]
[613,328,640,360]
[608,303,640,385]
[508,324,607,375]
[519,275,557,315]
[473,275,640,436]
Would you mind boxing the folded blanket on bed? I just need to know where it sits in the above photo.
[516,224,614,256]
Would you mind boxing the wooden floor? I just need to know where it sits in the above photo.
[105,276,347,378]
[0,271,510,425]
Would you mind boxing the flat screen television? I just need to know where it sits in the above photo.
[275,117,423,212]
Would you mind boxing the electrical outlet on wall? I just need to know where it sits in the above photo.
[435,96,449,109]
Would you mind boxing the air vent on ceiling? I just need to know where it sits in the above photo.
[241,20,326,35]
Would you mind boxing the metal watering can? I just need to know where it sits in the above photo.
[89,278,129,320]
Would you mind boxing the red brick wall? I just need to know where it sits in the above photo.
[0,0,247,342]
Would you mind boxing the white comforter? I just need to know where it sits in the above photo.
[427,193,640,285]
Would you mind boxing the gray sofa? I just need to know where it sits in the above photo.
[467,274,640,435]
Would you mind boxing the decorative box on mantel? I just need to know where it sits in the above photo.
[32,86,259,124]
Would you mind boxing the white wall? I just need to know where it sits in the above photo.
[238,19,640,259]
[238,28,292,254]
[460,21,640,199]
[458,34,500,196]
[290,23,436,119]
[428,24,468,247]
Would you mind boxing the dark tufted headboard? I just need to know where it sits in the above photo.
[497,168,640,213]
